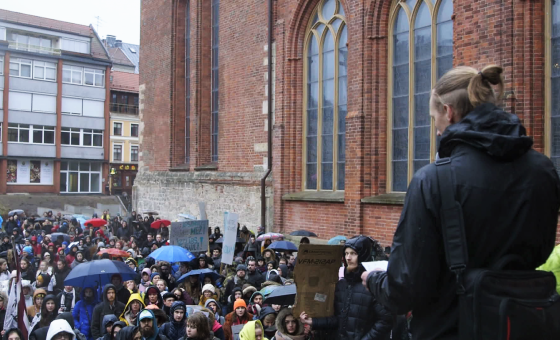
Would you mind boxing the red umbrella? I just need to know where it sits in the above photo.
[84,218,108,227]
[151,219,171,229]
[97,248,130,258]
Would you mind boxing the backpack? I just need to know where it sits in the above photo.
[435,158,560,339]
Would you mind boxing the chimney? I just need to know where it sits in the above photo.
[106,35,116,47]
[115,40,122,48]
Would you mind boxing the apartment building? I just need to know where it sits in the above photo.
[0,9,111,194]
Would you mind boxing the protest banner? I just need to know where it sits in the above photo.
[221,211,239,265]
[293,244,344,318]
[199,202,207,220]
[169,220,209,253]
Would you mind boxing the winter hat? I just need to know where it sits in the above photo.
[236,264,247,272]
[126,249,136,258]
[138,309,155,321]
[150,272,160,281]
[146,287,159,296]
[62,241,69,247]
[344,235,374,264]
[202,284,216,294]
[23,246,32,254]
[125,257,137,267]
[234,299,247,310]
[98,242,105,248]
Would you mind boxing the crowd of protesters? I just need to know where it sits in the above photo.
[0,208,400,340]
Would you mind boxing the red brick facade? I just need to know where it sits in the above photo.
[138,0,560,245]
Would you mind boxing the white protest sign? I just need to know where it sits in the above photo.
[199,202,207,220]
[221,212,239,265]
[362,261,388,272]
[169,220,209,253]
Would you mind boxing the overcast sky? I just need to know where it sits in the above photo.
[0,0,141,45]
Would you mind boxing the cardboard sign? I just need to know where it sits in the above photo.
[169,220,209,253]
[221,212,239,265]
[293,244,344,318]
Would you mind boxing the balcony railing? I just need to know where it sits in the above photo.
[8,41,61,55]
[110,103,139,115]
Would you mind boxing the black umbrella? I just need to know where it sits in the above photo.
[34,217,54,222]
[8,209,24,217]
[51,233,71,243]
[263,284,297,306]
[289,230,318,237]
[215,236,246,244]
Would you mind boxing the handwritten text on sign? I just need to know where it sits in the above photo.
[170,220,209,253]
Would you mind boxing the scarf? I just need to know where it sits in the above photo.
[59,289,76,312]
[125,309,140,326]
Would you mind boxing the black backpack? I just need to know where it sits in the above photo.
[435,157,560,339]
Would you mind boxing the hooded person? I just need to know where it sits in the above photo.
[238,320,269,340]
[27,288,46,321]
[31,294,59,334]
[258,306,277,339]
[144,286,164,309]
[3,328,24,340]
[274,308,305,340]
[205,298,225,325]
[247,291,263,318]
[159,301,187,340]
[55,312,87,340]
[225,287,243,315]
[73,287,99,340]
[96,314,118,340]
[71,250,88,269]
[139,268,152,293]
[91,284,126,339]
[110,274,131,306]
[22,279,34,307]
[137,308,169,340]
[119,293,146,326]
[109,321,126,340]
[224,299,254,340]
[300,235,393,340]
[46,319,76,340]
[115,325,141,340]
[278,264,289,280]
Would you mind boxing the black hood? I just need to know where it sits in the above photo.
[116,325,139,340]
[439,103,533,160]
[344,235,374,264]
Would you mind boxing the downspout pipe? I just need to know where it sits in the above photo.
[261,0,274,233]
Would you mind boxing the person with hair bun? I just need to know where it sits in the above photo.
[364,65,560,340]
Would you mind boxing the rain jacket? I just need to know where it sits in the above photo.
[274,308,306,340]
[239,320,269,340]
[115,325,139,340]
[46,319,76,340]
[95,314,117,340]
[119,293,146,326]
[55,312,87,340]
[537,244,560,294]
[73,288,99,340]
[160,301,187,340]
[136,309,169,340]
[91,284,125,339]
[27,288,47,320]
[367,103,560,340]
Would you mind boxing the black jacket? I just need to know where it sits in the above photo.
[91,284,126,339]
[313,266,393,340]
[246,269,265,289]
[367,104,560,340]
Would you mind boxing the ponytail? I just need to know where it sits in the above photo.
[432,65,504,119]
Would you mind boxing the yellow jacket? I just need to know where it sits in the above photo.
[119,293,146,326]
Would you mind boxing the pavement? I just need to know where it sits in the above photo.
[0,194,121,216]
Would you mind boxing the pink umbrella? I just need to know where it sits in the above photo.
[256,233,284,242]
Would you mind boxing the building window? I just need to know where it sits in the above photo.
[304,0,347,191]
[185,0,191,164]
[131,145,139,162]
[211,0,219,162]
[549,0,560,173]
[113,122,122,136]
[8,33,54,54]
[0,56,3,75]
[61,127,102,147]
[84,68,105,87]
[388,0,453,192]
[9,58,32,78]
[8,124,54,144]
[60,161,101,193]
[113,144,123,162]
[32,125,55,144]
[131,124,139,137]
[62,65,83,85]
[33,61,57,81]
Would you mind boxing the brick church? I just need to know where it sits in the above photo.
[136,0,560,245]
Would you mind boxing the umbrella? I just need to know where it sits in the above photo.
[263,284,297,305]
[215,237,246,244]
[290,230,318,237]
[328,235,347,245]
[84,218,107,227]
[97,248,130,258]
[260,285,281,300]
[50,233,71,243]
[8,209,24,217]
[177,268,221,283]
[143,211,159,215]
[64,259,138,287]
[267,241,298,252]
[256,233,284,242]
[151,219,171,229]
[147,245,195,263]
[34,217,54,222]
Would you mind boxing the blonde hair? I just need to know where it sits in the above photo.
[432,65,504,119]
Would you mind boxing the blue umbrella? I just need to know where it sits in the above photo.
[268,240,298,252]
[147,245,195,263]
[177,268,221,283]
[328,235,347,245]
[64,259,138,288]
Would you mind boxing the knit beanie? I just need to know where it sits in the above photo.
[23,246,32,254]
[236,264,247,272]
[202,284,216,294]
[234,299,247,310]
